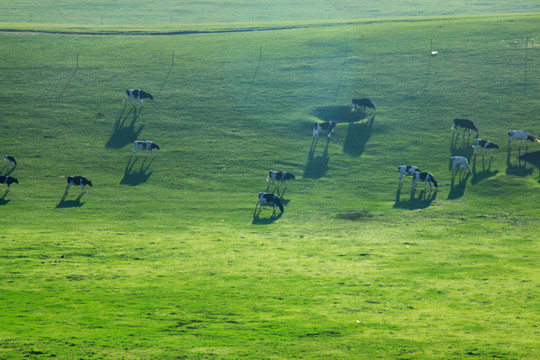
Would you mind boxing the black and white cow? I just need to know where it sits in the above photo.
[4,155,17,168]
[0,175,18,193]
[397,165,420,185]
[473,139,500,156]
[351,98,376,113]
[313,121,337,138]
[125,89,153,106]
[255,192,284,214]
[64,176,92,197]
[412,172,438,190]
[452,118,479,137]
[267,170,295,189]
[508,130,538,151]
[132,140,160,157]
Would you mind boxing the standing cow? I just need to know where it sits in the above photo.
[351,98,376,113]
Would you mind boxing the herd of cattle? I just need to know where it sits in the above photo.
[1,93,538,215]
[255,100,539,216]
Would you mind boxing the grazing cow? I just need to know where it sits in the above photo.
[267,170,295,189]
[397,165,420,185]
[125,89,153,106]
[64,176,92,197]
[452,118,479,137]
[450,156,471,173]
[132,140,160,157]
[412,172,438,190]
[473,139,500,156]
[313,121,337,138]
[508,130,538,151]
[351,98,376,113]
[0,175,18,193]
[4,155,17,167]
[255,192,284,214]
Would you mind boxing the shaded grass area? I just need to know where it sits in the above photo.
[0,13,539,359]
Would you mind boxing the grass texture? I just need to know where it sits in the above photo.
[0,11,539,359]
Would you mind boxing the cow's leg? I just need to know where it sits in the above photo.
[399,174,403,185]
[81,184,85,194]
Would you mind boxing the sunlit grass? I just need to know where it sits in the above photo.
[0,12,538,359]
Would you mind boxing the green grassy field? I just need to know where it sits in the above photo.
[0,9,539,360]
[0,0,539,25]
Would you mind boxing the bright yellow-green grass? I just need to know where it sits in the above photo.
[0,13,538,359]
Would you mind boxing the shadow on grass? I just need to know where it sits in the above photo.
[252,210,283,225]
[343,114,375,157]
[518,150,540,168]
[506,149,534,177]
[518,150,540,182]
[56,193,85,208]
[448,171,470,200]
[393,186,437,210]
[120,155,154,186]
[304,136,330,179]
[0,164,16,176]
[450,131,474,158]
[0,194,10,206]
[471,155,498,185]
[311,105,368,124]
[105,106,144,149]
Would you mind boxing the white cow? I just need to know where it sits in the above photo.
[450,156,471,173]
[508,130,538,151]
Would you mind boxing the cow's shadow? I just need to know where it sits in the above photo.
[343,114,375,157]
[471,155,498,185]
[252,209,283,225]
[448,171,470,200]
[120,155,154,186]
[56,193,85,208]
[393,187,437,210]
[304,136,330,179]
[0,194,10,206]
[266,185,292,203]
[506,150,534,177]
[450,132,474,158]
[311,105,368,124]
[105,106,144,149]
[518,150,540,182]
[0,165,16,176]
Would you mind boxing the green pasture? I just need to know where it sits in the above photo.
[0,12,539,359]
[0,0,539,25]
